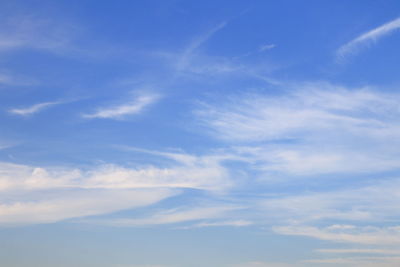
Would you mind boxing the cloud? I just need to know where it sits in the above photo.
[191,220,253,228]
[232,261,296,267]
[0,15,77,53]
[83,94,159,119]
[198,83,398,142]
[337,17,400,59]
[0,150,232,192]
[259,44,276,52]
[8,101,60,116]
[303,257,400,267]
[0,188,175,225]
[0,73,35,87]
[260,177,400,225]
[274,225,400,245]
[197,83,400,176]
[0,149,234,225]
[114,265,168,267]
[317,248,400,255]
[176,21,227,72]
[98,205,240,226]
[0,73,14,85]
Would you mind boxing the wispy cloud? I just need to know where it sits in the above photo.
[99,205,240,227]
[83,93,160,119]
[303,257,400,266]
[0,188,175,226]
[232,261,295,267]
[0,73,14,85]
[191,220,253,228]
[317,248,400,255]
[258,43,276,52]
[0,15,77,53]
[197,83,400,176]
[337,17,400,59]
[176,21,227,72]
[274,225,400,245]
[0,73,35,87]
[8,101,60,116]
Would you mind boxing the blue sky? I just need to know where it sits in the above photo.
[2,1,400,266]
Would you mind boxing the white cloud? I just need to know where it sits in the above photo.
[0,150,232,192]
[191,220,253,228]
[8,101,60,116]
[83,94,159,119]
[0,149,233,225]
[259,44,276,52]
[337,17,400,59]
[198,83,400,176]
[198,83,398,142]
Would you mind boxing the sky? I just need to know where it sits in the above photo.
[2,0,400,266]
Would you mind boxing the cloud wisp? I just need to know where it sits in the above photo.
[83,93,160,119]
[337,17,400,59]
[98,205,241,227]
[275,224,400,245]
[0,15,78,54]
[8,101,60,116]
[176,21,227,72]
[258,43,276,52]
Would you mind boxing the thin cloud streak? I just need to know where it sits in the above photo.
[83,94,160,119]
[98,206,240,227]
[259,44,276,52]
[337,17,400,59]
[176,21,227,71]
[274,225,400,245]
[8,101,60,116]
[317,248,400,255]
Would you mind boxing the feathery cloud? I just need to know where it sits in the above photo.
[83,94,159,119]
[99,206,240,226]
[337,17,400,59]
[197,83,400,176]
[8,101,60,116]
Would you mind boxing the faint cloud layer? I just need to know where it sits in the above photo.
[0,15,77,53]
